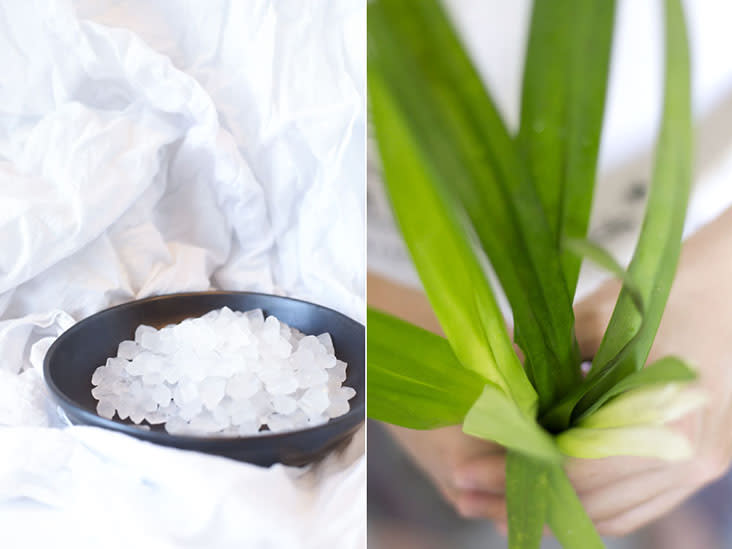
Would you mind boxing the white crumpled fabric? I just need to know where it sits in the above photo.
[0,1,365,547]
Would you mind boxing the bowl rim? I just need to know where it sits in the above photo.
[43,290,365,445]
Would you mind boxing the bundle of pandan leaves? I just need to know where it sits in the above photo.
[367,0,699,547]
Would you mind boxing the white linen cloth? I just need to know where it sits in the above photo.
[0,1,365,548]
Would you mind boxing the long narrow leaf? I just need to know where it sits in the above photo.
[369,0,579,409]
[367,309,486,429]
[563,237,644,313]
[575,356,696,421]
[556,425,693,461]
[541,239,648,430]
[546,466,605,548]
[579,383,705,429]
[369,43,537,414]
[519,0,615,296]
[506,452,547,549]
[583,0,692,405]
[463,384,561,463]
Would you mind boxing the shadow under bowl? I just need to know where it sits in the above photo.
[43,291,365,467]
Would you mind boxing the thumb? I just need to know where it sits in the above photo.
[574,279,621,360]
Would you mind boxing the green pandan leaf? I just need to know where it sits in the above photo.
[541,238,648,431]
[546,465,605,549]
[506,452,547,549]
[556,424,694,461]
[519,0,615,297]
[367,309,486,429]
[369,58,537,414]
[563,237,644,313]
[463,384,561,463]
[583,0,693,408]
[575,355,697,421]
[578,383,706,429]
[369,0,578,410]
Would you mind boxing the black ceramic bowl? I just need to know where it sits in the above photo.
[43,291,365,466]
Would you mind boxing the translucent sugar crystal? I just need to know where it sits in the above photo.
[162,360,184,384]
[261,315,280,341]
[173,379,198,405]
[158,401,180,417]
[266,413,295,433]
[339,386,357,401]
[184,357,208,382]
[178,398,203,421]
[212,404,233,428]
[259,368,298,395]
[279,322,292,341]
[189,412,221,434]
[315,352,337,370]
[297,335,323,355]
[151,384,172,406]
[249,391,272,419]
[91,384,112,400]
[316,333,334,355]
[112,377,131,395]
[286,409,310,429]
[144,409,168,425]
[327,398,350,418]
[296,365,328,389]
[96,399,116,419]
[116,398,133,421]
[200,309,221,322]
[139,331,162,352]
[106,357,127,376]
[211,307,239,335]
[291,348,314,370]
[141,392,159,413]
[164,416,190,435]
[271,394,297,415]
[142,371,164,386]
[199,377,227,410]
[91,366,109,386]
[129,407,146,424]
[299,385,330,418]
[90,307,354,438]
[226,372,261,399]
[329,361,347,383]
[270,338,292,359]
[117,340,140,360]
[230,399,257,424]
[244,309,265,331]
[134,324,157,342]
[237,421,260,436]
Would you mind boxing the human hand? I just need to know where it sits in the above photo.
[368,272,511,525]
[385,424,508,524]
[558,208,732,536]
[452,208,732,536]
[373,207,732,536]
